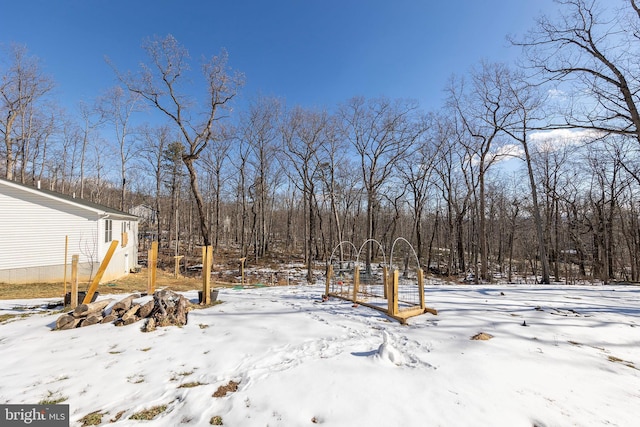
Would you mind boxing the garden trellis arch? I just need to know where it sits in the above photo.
[325,238,437,323]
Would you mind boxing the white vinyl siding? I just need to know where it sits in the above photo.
[0,188,99,270]
[0,179,139,282]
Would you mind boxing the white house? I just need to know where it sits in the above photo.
[129,204,157,226]
[0,178,139,284]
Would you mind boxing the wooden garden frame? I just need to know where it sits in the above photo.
[325,264,437,324]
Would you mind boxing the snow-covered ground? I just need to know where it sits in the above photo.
[0,283,638,426]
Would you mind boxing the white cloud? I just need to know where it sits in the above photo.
[494,143,524,159]
[529,129,602,152]
[547,88,566,99]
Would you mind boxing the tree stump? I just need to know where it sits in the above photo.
[142,290,189,331]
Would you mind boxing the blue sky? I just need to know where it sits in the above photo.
[2,0,558,114]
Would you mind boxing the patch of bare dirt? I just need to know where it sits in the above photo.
[471,332,494,340]
[212,380,240,398]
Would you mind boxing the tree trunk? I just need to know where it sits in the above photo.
[522,142,550,284]
[183,157,210,246]
[479,170,489,281]
[4,113,17,180]
[307,186,315,282]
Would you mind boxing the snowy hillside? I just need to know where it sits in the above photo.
[0,284,638,426]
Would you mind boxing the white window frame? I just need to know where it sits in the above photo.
[105,219,113,242]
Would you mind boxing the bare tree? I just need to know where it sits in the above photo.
[140,124,173,243]
[531,136,575,281]
[114,34,243,246]
[317,115,351,261]
[0,43,54,180]
[280,106,327,281]
[96,86,144,210]
[584,141,629,283]
[501,69,551,283]
[399,113,436,263]
[514,0,640,143]
[15,103,56,185]
[339,96,423,271]
[162,141,185,248]
[240,96,281,260]
[432,114,473,275]
[228,125,251,257]
[447,63,519,281]
[76,100,102,199]
[202,125,233,251]
[49,113,78,193]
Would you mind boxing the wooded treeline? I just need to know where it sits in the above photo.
[3,0,640,284]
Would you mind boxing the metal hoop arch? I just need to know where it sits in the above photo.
[389,237,421,271]
[328,241,359,266]
[355,238,387,268]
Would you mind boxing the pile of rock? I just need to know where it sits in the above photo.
[54,290,189,332]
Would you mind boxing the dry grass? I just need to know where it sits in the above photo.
[79,411,103,426]
[213,380,240,398]
[0,313,25,323]
[608,355,638,370]
[38,390,67,405]
[471,332,494,341]
[0,282,65,300]
[0,249,305,301]
[210,415,224,425]
[0,268,230,300]
[129,404,168,421]
[178,381,206,388]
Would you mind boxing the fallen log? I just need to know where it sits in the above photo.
[59,318,82,330]
[138,300,154,318]
[122,316,138,326]
[80,314,103,327]
[72,299,113,318]
[55,290,190,331]
[55,314,77,330]
[122,304,140,322]
[101,314,117,324]
[111,294,140,313]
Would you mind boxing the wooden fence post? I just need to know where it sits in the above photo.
[387,269,399,316]
[239,257,247,286]
[63,236,68,299]
[383,265,388,299]
[325,264,333,296]
[148,241,158,294]
[70,254,79,308]
[202,245,213,304]
[417,268,425,310]
[174,255,183,278]
[353,265,360,302]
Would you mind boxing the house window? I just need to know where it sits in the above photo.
[105,219,113,242]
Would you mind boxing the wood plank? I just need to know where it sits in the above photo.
[418,268,425,310]
[83,240,118,304]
